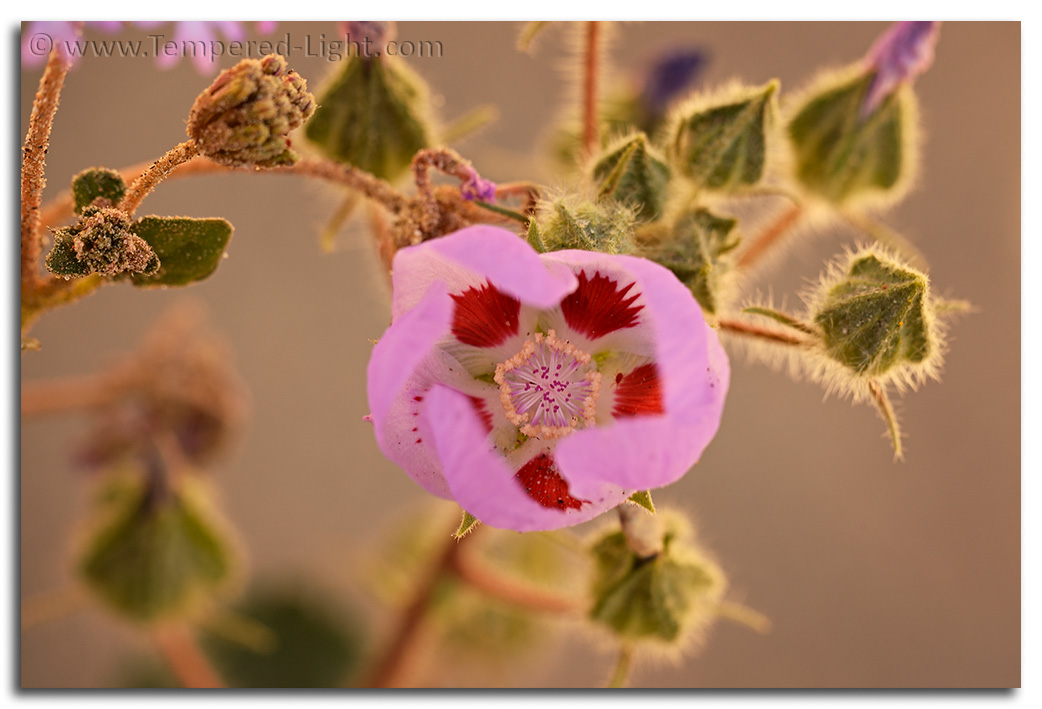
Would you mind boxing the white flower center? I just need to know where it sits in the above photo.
[494,330,602,439]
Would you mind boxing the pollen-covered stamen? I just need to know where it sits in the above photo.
[494,330,602,439]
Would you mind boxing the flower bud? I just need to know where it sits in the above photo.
[532,197,637,255]
[46,207,159,278]
[588,510,726,646]
[637,207,739,314]
[305,52,432,180]
[862,22,940,117]
[591,133,671,223]
[187,54,316,168]
[786,23,938,209]
[810,249,940,383]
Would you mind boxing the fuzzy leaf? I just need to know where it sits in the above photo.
[71,168,127,213]
[129,217,232,287]
[671,81,777,191]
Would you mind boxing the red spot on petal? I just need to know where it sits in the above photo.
[450,282,521,348]
[468,396,494,435]
[560,271,643,340]
[515,453,587,511]
[413,395,424,402]
[613,363,665,418]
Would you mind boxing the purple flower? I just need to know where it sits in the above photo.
[862,21,941,117]
[366,226,729,532]
[460,168,497,202]
[21,22,122,69]
[640,47,707,117]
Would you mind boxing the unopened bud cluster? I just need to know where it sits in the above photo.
[46,206,158,278]
[188,54,316,168]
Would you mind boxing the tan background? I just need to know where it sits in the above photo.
[20,21,1020,688]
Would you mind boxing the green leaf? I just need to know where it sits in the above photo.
[305,55,431,181]
[78,473,236,624]
[454,510,480,540]
[71,168,127,213]
[592,133,671,222]
[639,208,739,314]
[201,586,366,688]
[670,81,777,191]
[628,491,656,514]
[812,252,931,376]
[129,216,233,287]
[788,71,907,206]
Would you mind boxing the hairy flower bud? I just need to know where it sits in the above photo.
[588,510,726,646]
[531,198,637,255]
[187,54,316,168]
[47,207,159,278]
[810,249,939,383]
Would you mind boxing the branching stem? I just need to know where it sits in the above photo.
[737,204,803,269]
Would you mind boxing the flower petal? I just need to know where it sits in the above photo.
[391,225,577,322]
[424,385,628,532]
[366,282,455,498]
[553,254,729,494]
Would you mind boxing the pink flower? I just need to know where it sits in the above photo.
[21,22,123,69]
[366,226,729,532]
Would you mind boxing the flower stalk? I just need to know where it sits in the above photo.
[21,50,69,294]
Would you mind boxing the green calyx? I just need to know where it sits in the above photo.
[638,207,740,314]
[592,133,671,223]
[305,54,432,180]
[812,251,932,377]
[669,81,777,192]
[77,469,237,624]
[534,198,637,255]
[588,512,725,644]
[787,69,912,207]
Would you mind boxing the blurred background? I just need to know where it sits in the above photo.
[20,21,1020,688]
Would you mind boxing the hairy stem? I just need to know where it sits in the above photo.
[363,521,467,688]
[21,586,90,630]
[119,141,202,215]
[716,317,814,347]
[582,21,602,157]
[606,644,634,688]
[450,551,580,614]
[21,51,70,294]
[868,380,903,460]
[154,625,226,689]
[20,371,126,417]
[737,204,803,269]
